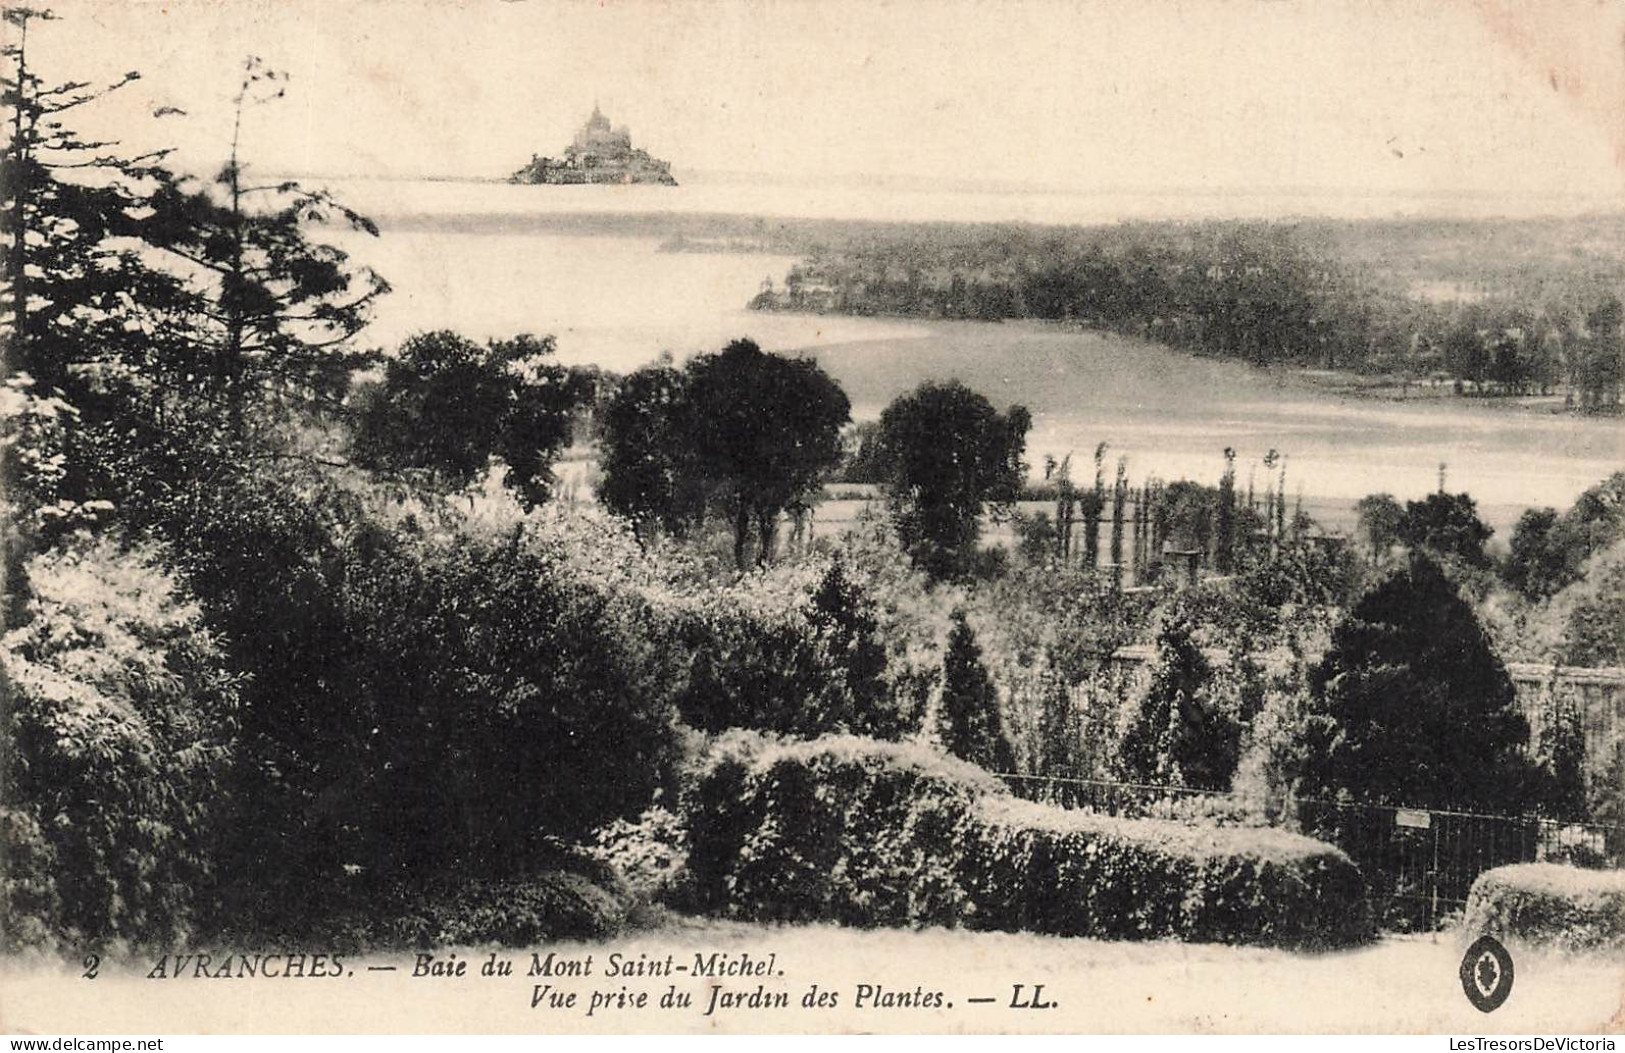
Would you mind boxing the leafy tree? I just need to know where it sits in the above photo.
[1353,492,1405,567]
[1398,491,1493,568]
[1493,473,1625,601]
[686,339,850,568]
[1560,539,1625,667]
[1300,554,1531,813]
[938,611,1014,772]
[351,330,579,506]
[596,358,708,542]
[1157,479,1216,561]
[1502,506,1565,600]
[873,380,1030,579]
[1549,471,1625,582]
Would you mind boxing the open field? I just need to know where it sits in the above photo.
[7,922,1621,1034]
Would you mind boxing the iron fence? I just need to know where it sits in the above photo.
[996,772,1625,930]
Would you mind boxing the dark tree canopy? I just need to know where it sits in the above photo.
[596,359,709,540]
[873,380,1030,579]
[1158,479,1217,555]
[1397,491,1493,568]
[1300,554,1531,813]
[598,340,849,565]
[1503,507,1565,600]
[687,339,850,567]
[1550,471,1625,582]
[351,330,581,506]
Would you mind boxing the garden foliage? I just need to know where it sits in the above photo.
[2,538,239,950]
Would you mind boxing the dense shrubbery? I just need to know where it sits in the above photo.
[665,557,928,739]
[2,538,239,950]
[123,462,687,930]
[968,797,1370,947]
[1463,864,1625,954]
[677,734,1370,947]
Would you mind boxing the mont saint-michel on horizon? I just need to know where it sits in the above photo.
[511,104,678,186]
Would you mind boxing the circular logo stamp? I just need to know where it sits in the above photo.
[1459,934,1515,1013]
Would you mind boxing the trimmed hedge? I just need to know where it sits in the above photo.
[681,734,1370,947]
[1464,864,1625,954]
[968,797,1370,948]
[682,733,1002,927]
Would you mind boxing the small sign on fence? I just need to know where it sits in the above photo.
[1395,808,1432,830]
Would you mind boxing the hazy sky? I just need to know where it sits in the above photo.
[23,0,1625,199]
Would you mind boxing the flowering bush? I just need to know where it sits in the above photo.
[588,807,690,902]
